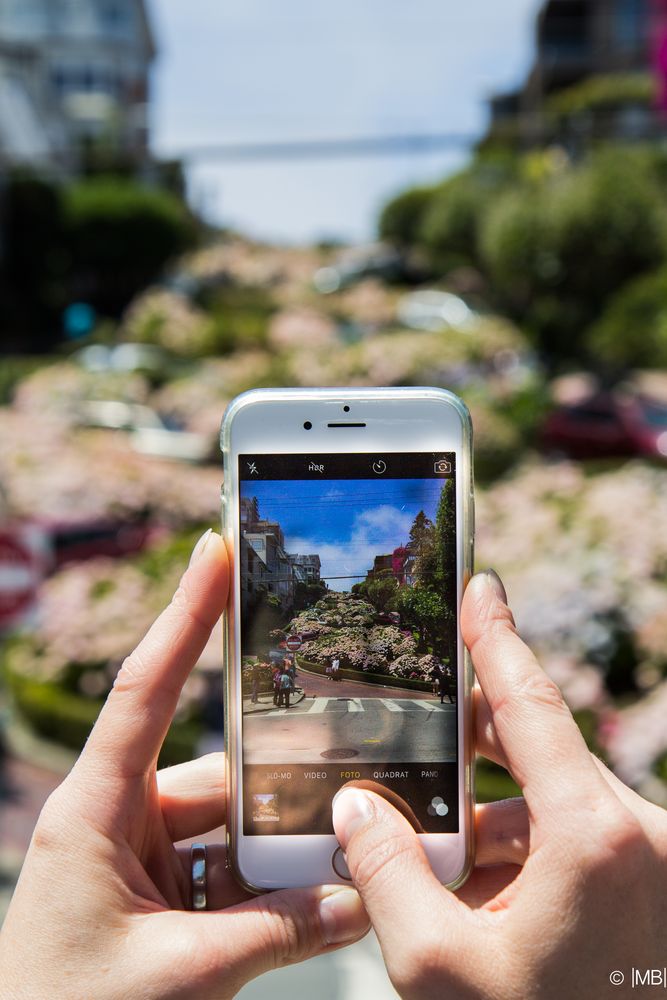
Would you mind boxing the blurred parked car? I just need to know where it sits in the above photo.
[38,516,154,570]
[76,400,215,463]
[74,343,170,376]
[314,242,405,293]
[541,392,667,460]
[397,289,478,332]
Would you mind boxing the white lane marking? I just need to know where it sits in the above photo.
[308,698,329,714]
[0,566,35,591]
[257,697,455,717]
[380,699,404,712]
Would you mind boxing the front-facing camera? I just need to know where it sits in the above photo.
[304,421,313,430]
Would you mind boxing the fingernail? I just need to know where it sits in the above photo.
[189,528,213,567]
[332,788,373,849]
[319,887,369,946]
[484,568,507,604]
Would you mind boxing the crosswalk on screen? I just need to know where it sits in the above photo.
[239,452,459,836]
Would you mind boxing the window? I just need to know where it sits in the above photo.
[7,0,45,36]
[614,0,646,50]
[100,1,130,32]
[540,0,590,59]
[570,405,620,426]
[51,64,121,98]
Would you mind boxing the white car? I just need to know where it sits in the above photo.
[397,289,478,332]
[76,400,214,464]
[74,343,169,375]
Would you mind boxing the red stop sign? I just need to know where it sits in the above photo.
[286,635,302,652]
[0,528,43,628]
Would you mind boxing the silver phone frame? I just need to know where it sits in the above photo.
[220,386,475,893]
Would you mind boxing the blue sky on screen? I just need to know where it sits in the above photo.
[150,0,542,242]
[241,477,448,588]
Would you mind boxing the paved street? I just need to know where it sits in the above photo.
[298,666,446,702]
[244,695,456,764]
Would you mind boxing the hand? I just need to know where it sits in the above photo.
[0,531,369,1000]
[332,571,667,1000]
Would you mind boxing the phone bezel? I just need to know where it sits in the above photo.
[221,387,475,892]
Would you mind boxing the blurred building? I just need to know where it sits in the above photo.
[487,0,663,147]
[0,0,156,173]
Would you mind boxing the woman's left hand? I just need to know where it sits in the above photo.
[0,531,369,1000]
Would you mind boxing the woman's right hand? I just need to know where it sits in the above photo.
[332,571,667,999]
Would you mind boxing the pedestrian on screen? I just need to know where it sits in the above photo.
[250,663,260,704]
[272,667,281,706]
[332,656,340,681]
[437,664,453,704]
[278,669,292,708]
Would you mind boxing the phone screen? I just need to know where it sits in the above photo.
[238,452,459,836]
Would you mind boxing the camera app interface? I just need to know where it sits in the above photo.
[239,453,459,835]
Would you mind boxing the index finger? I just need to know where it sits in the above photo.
[82,530,228,779]
[463,572,607,831]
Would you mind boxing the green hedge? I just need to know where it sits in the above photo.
[547,72,654,118]
[585,266,667,368]
[0,355,58,404]
[378,184,438,247]
[480,148,667,362]
[297,656,433,692]
[64,178,198,316]
[475,758,521,803]
[5,670,201,768]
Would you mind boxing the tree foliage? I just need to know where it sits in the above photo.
[378,145,667,367]
[65,178,197,316]
[585,267,667,369]
[378,184,437,246]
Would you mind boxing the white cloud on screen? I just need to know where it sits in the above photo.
[287,503,415,591]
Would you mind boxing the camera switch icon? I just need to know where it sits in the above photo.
[434,460,452,475]
[427,796,449,817]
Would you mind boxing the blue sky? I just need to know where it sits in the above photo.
[150,0,542,242]
[242,477,446,588]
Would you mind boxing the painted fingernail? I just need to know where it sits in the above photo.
[332,788,373,849]
[319,887,369,945]
[189,528,213,567]
[484,568,507,604]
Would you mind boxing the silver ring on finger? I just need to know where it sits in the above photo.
[190,843,207,911]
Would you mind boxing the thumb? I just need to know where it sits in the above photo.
[144,885,369,998]
[332,787,468,992]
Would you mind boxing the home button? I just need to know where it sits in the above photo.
[331,846,352,881]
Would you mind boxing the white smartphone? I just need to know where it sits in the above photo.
[220,387,474,892]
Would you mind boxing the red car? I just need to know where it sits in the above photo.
[541,393,667,460]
